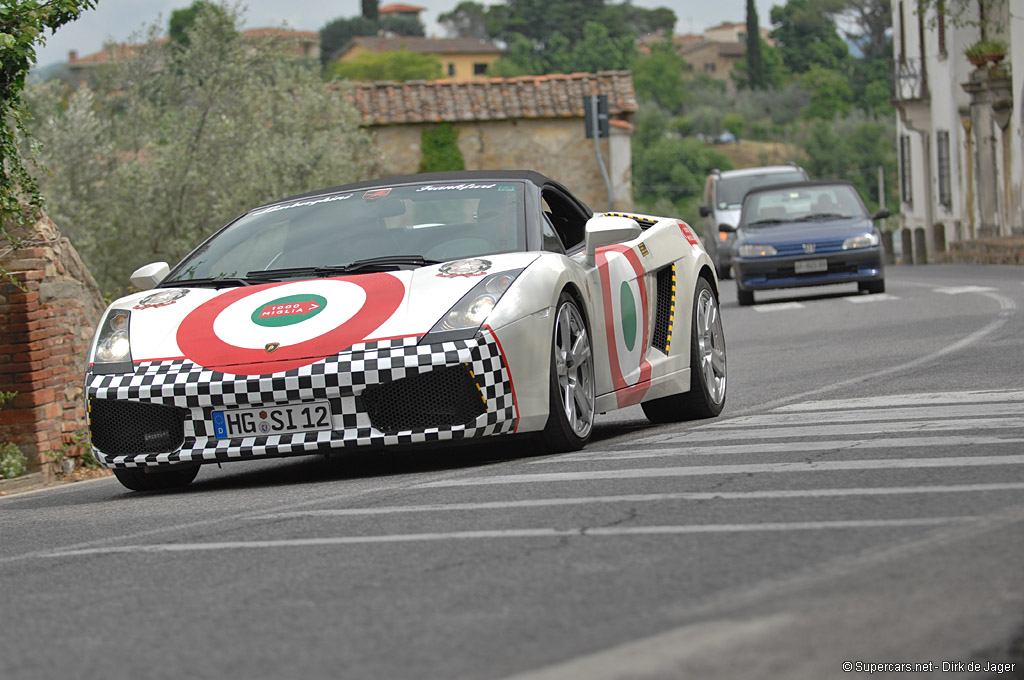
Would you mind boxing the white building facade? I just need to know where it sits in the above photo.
[892,0,1023,258]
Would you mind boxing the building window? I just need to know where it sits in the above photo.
[703,62,716,72]
[937,0,946,56]
[899,134,913,205]
[937,130,951,207]
[473,63,488,75]
[447,63,455,76]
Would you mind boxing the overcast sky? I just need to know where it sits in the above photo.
[34,0,782,67]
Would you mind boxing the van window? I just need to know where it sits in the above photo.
[715,171,806,209]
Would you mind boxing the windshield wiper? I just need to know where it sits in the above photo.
[794,213,846,221]
[165,276,258,288]
[247,255,441,280]
[747,218,786,226]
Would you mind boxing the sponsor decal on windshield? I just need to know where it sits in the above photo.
[133,289,189,310]
[416,183,498,192]
[249,193,352,217]
[362,188,392,200]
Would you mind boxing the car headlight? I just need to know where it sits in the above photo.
[738,244,778,258]
[92,309,133,374]
[422,269,523,343]
[842,233,880,250]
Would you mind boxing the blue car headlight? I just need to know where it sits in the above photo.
[738,244,778,258]
[842,233,880,250]
[421,269,523,343]
[91,309,133,374]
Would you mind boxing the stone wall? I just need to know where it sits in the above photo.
[0,214,106,477]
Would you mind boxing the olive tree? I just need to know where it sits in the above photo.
[27,4,381,294]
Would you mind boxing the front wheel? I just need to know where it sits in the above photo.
[539,293,596,452]
[859,279,885,294]
[642,278,727,423]
[737,287,755,306]
[113,464,200,492]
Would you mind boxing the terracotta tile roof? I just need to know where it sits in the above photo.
[340,36,503,58]
[379,4,427,13]
[347,71,637,126]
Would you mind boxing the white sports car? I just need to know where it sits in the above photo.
[86,171,727,491]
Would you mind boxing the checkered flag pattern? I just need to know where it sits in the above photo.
[87,331,517,468]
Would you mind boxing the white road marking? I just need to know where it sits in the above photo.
[417,455,1024,487]
[638,417,1024,443]
[753,302,806,312]
[776,390,1024,412]
[846,293,900,303]
[43,518,968,558]
[248,483,1024,519]
[935,285,998,295]
[545,436,1024,463]
[701,403,1024,428]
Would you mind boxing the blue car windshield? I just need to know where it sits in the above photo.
[166,181,525,282]
[716,171,806,209]
[742,185,867,227]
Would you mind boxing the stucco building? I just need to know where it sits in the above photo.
[333,36,504,82]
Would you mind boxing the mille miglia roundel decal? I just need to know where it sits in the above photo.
[596,245,653,407]
[177,274,405,375]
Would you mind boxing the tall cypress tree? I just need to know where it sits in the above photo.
[745,0,765,89]
[362,0,379,22]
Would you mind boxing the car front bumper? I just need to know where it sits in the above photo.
[86,331,518,469]
[733,247,883,291]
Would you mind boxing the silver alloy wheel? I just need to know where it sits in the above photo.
[695,288,727,405]
[553,301,595,438]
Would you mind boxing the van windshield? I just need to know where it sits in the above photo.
[716,171,806,209]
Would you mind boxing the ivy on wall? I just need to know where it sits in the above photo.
[418,124,466,173]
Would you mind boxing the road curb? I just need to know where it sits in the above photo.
[0,472,47,495]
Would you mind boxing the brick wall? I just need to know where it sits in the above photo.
[0,214,105,478]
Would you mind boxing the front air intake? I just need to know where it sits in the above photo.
[89,398,187,456]
[362,364,487,434]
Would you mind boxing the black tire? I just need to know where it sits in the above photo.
[718,263,732,280]
[859,279,885,294]
[113,464,200,491]
[539,293,595,453]
[642,278,727,423]
[737,287,755,306]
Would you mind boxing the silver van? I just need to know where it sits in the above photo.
[700,165,808,278]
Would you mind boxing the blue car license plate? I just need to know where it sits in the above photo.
[794,258,827,274]
[212,401,332,439]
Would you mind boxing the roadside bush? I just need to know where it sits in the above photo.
[0,391,27,479]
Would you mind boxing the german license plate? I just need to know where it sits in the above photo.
[212,401,332,439]
[795,258,828,274]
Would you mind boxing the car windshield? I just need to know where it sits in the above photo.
[165,181,525,283]
[741,184,867,227]
[715,171,806,209]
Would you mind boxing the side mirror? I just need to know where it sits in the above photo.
[718,223,737,233]
[130,262,170,290]
[872,208,891,220]
[699,205,712,217]
[584,215,642,266]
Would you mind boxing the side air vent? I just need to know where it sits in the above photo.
[652,264,676,355]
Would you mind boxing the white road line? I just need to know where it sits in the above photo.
[42,518,969,558]
[776,390,1024,412]
[935,286,998,295]
[543,436,1024,463]
[846,293,900,303]
[417,454,1024,487]
[248,483,1024,519]
[702,403,1024,428]
[753,302,806,312]
[640,417,1024,443]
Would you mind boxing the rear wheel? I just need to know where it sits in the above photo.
[539,293,595,452]
[642,278,727,423]
[859,279,885,294]
[737,287,755,306]
[113,464,200,492]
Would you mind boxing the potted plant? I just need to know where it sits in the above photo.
[964,37,1008,67]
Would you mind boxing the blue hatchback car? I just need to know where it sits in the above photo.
[728,181,889,306]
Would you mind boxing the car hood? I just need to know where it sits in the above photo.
[103,252,539,375]
[737,217,875,244]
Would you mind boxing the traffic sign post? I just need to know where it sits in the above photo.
[584,95,614,211]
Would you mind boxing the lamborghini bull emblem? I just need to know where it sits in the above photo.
[265,342,281,354]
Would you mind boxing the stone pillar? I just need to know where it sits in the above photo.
[962,69,1013,237]
[0,215,105,478]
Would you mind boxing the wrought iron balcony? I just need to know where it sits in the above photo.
[892,58,929,102]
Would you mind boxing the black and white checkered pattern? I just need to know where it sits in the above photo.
[87,332,517,468]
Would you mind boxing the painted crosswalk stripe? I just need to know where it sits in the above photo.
[753,302,806,312]
[43,518,970,557]
[776,390,1024,412]
[702,403,1024,428]
[846,294,899,303]
[248,483,1024,519]
[544,436,1024,463]
[417,454,1024,487]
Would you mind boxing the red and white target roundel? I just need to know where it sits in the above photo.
[596,245,653,407]
[177,274,405,375]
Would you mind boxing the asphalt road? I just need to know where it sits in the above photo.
[2,264,1023,680]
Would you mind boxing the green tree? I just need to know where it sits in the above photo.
[319,15,377,67]
[0,0,96,251]
[630,40,688,112]
[362,0,379,21]
[732,38,788,90]
[379,15,425,37]
[439,1,490,39]
[745,0,765,88]
[418,124,466,173]
[327,50,442,81]
[797,113,896,209]
[493,21,634,75]
[27,3,380,294]
[817,0,892,60]
[770,0,850,73]
[632,137,732,207]
[169,1,228,49]
[798,65,854,118]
